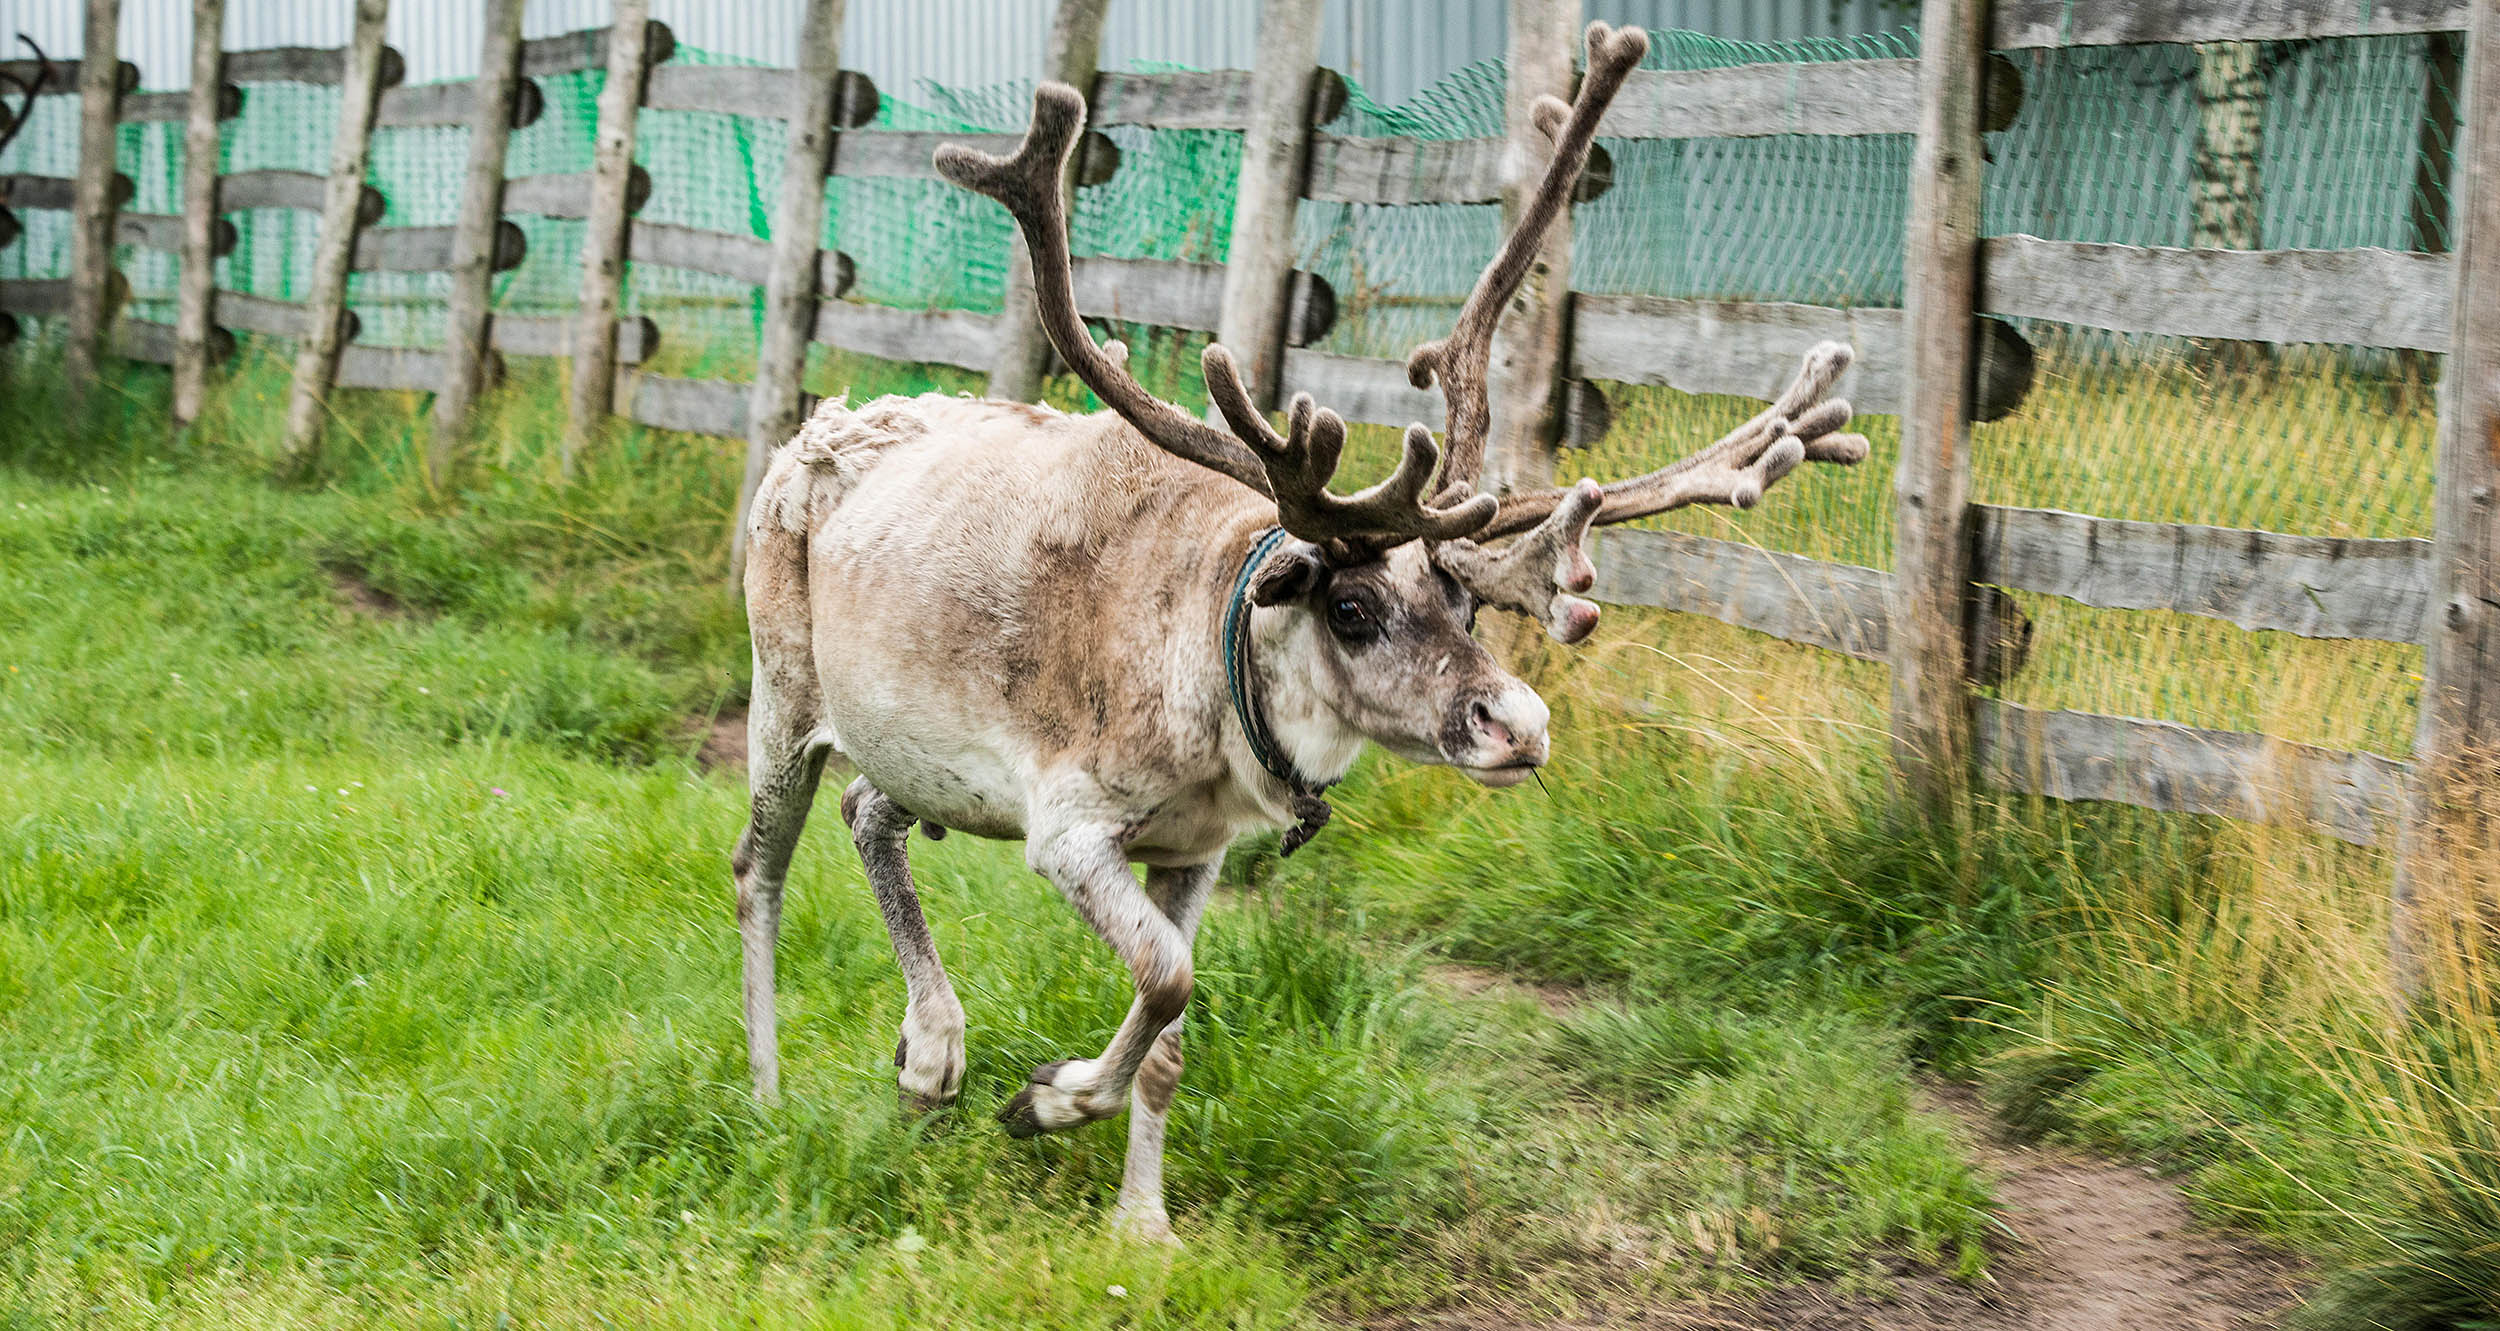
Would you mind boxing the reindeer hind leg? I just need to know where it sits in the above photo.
[734,670,833,1105]
[846,779,968,1112]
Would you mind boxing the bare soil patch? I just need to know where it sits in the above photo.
[1405,973,2308,1331]
[1426,962,1586,1017]
[1916,1082,2308,1331]
[695,703,747,772]
[328,567,409,620]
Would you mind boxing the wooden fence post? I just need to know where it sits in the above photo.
[1209,0,1326,414]
[64,0,123,404]
[731,0,850,580]
[171,0,223,431]
[1889,0,1989,814]
[564,0,655,475]
[278,0,389,473]
[984,0,1108,403]
[428,0,526,480]
[2394,0,2500,994]
[170,0,223,426]
[1480,0,1579,496]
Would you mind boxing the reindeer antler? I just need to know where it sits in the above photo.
[1433,343,1870,640]
[1203,346,1495,552]
[0,36,54,162]
[1407,22,1649,505]
[935,86,1273,495]
[944,85,1509,553]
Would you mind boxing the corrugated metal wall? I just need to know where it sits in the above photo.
[7,0,1911,100]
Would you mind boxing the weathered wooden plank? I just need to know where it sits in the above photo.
[374,75,543,130]
[66,0,124,402]
[1567,296,2037,421]
[114,211,236,255]
[491,313,655,364]
[810,301,998,371]
[566,0,655,470]
[1090,68,1349,131]
[350,220,524,273]
[429,0,527,479]
[1593,527,1892,660]
[518,21,674,78]
[0,57,135,96]
[0,173,133,210]
[619,373,756,438]
[735,0,856,580]
[641,64,878,129]
[1890,0,1989,811]
[172,0,226,432]
[980,0,1110,404]
[222,44,406,88]
[1305,134,1613,206]
[1265,347,1614,447]
[831,127,1121,185]
[1573,296,1904,410]
[0,277,76,316]
[1479,0,1584,495]
[211,288,357,342]
[1973,505,2433,643]
[336,344,500,393]
[1983,235,2452,350]
[499,165,649,218]
[1991,0,2464,48]
[1605,59,1919,140]
[217,170,385,223]
[116,317,232,366]
[1066,256,1333,342]
[626,221,769,283]
[279,0,392,470]
[1208,0,1329,412]
[1975,699,2411,847]
[1279,348,1447,428]
[2398,0,2500,990]
[121,83,241,123]
[1091,69,1250,129]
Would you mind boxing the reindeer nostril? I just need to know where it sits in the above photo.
[1470,700,1512,750]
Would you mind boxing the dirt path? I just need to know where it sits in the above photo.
[1403,969,2308,1331]
[1909,1083,2307,1331]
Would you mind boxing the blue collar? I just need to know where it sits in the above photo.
[1221,527,1334,855]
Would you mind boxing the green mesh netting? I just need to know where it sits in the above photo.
[0,22,2464,769]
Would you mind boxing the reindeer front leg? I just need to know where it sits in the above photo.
[1005,821,1196,1138]
[1112,860,1218,1243]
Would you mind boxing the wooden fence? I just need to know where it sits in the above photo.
[2,0,2496,947]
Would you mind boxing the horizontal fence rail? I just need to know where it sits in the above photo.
[1974,700,2411,847]
[1973,506,2434,644]
[1983,235,2454,351]
[1989,0,2468,47]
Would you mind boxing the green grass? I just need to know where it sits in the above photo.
[9,334,2498,1330]
[0,351,1995,1327]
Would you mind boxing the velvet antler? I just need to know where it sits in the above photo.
[934,85,1273,495]
[1202,346,1495,552]
[940,85,1501,552]
[1406,22,1649,505]
[1434,343,1870,641]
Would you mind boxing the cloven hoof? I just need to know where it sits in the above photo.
[997,1059,1073,1138]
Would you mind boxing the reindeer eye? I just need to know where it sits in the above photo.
[1325,595,1381,644]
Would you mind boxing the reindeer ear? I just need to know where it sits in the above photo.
[1247,541,1326,607]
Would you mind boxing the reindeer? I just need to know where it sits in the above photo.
[731,22,1867,1243]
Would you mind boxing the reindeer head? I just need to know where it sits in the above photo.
[935,23,1868,790]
